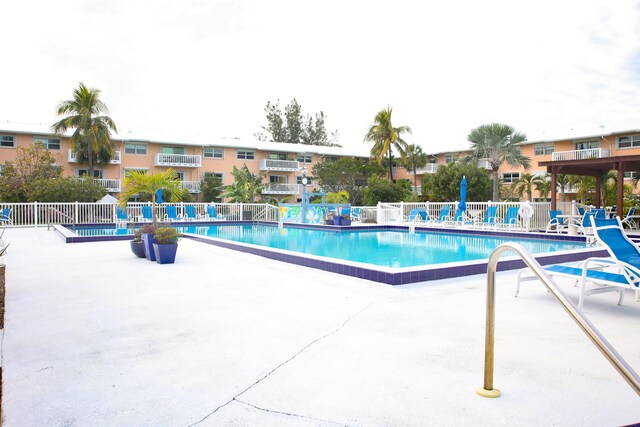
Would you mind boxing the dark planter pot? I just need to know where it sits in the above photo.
[141,233,158,261]
[325,218,334,225]
[153,243,178,264]
[334,216,342,226]
[130,240,146,258]
[341,218,352,226]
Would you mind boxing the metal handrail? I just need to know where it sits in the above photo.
[478,242,640,398]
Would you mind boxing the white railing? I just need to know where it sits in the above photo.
[68,150,121,164]
[262,183,300,194]
[96,179,121,192]
[408,164,440,175]
[552,148,610,162]
[180,181,200,193]
[154,153,202,167]
[259,159,299,171]
[478,159,492,169]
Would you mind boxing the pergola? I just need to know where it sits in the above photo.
[538,154,640,218]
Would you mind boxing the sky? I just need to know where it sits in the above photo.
[2,0,640,155]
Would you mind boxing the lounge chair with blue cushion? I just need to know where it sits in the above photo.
[164,205,180,222]
[449,208,474,227]
[0,208,12,226]
[206,205,226,221]
[569,208,606,236]
[497,207,521,230]
[184,205,201,221]
[545,210,566,233]
[517,217,640,309]
[115,206,128,227]
[404,208,428,224]
[139,205,153,222]
[475,205,498,228]
[621,207,637,229]
[427,205,451,227]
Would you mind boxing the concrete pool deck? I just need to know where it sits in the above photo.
[2,227,639,425]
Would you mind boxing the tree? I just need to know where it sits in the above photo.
[402,144,428,193]
[0,143,62,202]
[421,162,492,202]
[362,175,413,205]
[312,157,384,205]
[221,165,264,202]
[119,169,187,227]
[255,99,339,146]
[513,173,543,202]
[467,123,530,201]
[364,106,412,181]
[199,172,224,202]
[29,177,106,202]
[534,174,552,201]
[555,174,570,202]
[51,82,117,178]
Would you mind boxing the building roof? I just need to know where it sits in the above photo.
[0,120,371,158]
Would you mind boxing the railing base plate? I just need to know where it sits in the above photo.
[476,387,501,398]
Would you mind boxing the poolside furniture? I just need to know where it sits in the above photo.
[476,206,498,228]
[0,208,12,226]
[428,205,451,226]
[115,206,128,227]
[404,208,428,223]
[184,205,202,221]
[497,207,521,230]
[545,210,566,233]
[620,207,637,229]
[517,217,640,309]
[139,205,153,222]
[449,208,474,227]
[350,207,362,223]
[164,205,180,222]
[206,205,226,221]
[569,209,606,236]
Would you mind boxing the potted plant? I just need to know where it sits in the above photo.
[139,223,158,261]
[324,211,335,225]
[130,228,146,258]
[152,226,181,264]
[340,213,352,226]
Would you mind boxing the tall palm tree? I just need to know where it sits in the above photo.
[364,107,412,181]
[513,173,542,202]
[402,144,428,194]
[221,165,265,202]
[119,169,186,227]
[467,123,530,201]
[534,174,552,201]
[52,82,117,179]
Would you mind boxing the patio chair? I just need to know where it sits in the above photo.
[0,208,13,226]
[184,205,202,221]
[517,217,640,309]
[569,208,606,236]
[497,207,520,230]
[475,206,498,228]
[164,205,180,222]
[427,205,451,226]
[621,207,637,229]
[448,208,473,227]
[350,207,362,223]
[545,210,566,233]
[139,205,153,222]
[404,208,428,223]
[115,206,128,227]
[206,205,226,221]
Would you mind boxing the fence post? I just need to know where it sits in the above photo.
[34,201,39,227]
[75,201,79,225]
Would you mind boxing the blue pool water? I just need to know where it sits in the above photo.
[72,224,587,268]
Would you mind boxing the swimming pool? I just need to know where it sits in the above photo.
[62,222,607,285]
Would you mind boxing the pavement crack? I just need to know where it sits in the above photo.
[234,398,350,426]
[188,303,372,426]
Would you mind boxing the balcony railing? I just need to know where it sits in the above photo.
[478,159,492,170]
[259,159,299,171]
[408,164,440,175]
[262,183,300,194]
[96,179,121,192]
[69,150,121,164]
[154,153,202,167]
[552,148,610,162]
[181,181,200,193]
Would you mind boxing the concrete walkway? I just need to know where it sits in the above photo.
[2,227,639,426]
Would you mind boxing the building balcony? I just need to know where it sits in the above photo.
[154,153,202,167]
[408,164,440,175]
[181,181,201,193]
[477,159,492,170]
[262,183,300,195]
[68,150,121,164]
[259,159,299,171]
[551,148,610,162]
[96,178,121,192]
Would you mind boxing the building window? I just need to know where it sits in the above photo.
[34,136,60,150]
[574,140,599,150]
[323,156,338,162]
[534,144,554,156]
[297,154,313,163]
[237,150,255,160]
[0,135,15,148]
[501,172,520,183]
[444,154,455,164]
[269,175,288,184]
[124,168,148,177]
[124,143,147,155]
[624,171,638,179]
[618,135,640,149]
[204,147,224,159]
[175,171,185,181]
[162,146,185,155]
[77,169,103,179]
[268,153,287,161]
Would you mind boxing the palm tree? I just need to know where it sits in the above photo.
[221,165,265,202]
[555,174,570,202]
[402,144,428,194]
[534,174,552,201]
[513,173,542,202]
[119,169,187,227]
[364,107,412,181]
[52,82,117,179]
[467,123,531,201]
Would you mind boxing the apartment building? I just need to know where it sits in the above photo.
[0,122,369,202]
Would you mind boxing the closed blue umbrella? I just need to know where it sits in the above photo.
[156,188,163,204]
[459,176,467,212]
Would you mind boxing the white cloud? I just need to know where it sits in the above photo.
[1,0,639,154]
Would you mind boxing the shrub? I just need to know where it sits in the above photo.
[154,227,180,244]
[139,224,157,235]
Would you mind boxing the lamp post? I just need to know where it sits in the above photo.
[300,166,309,222]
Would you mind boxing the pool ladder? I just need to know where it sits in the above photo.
[478,242,640,398]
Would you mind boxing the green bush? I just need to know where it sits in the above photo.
[154,227,180,244]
